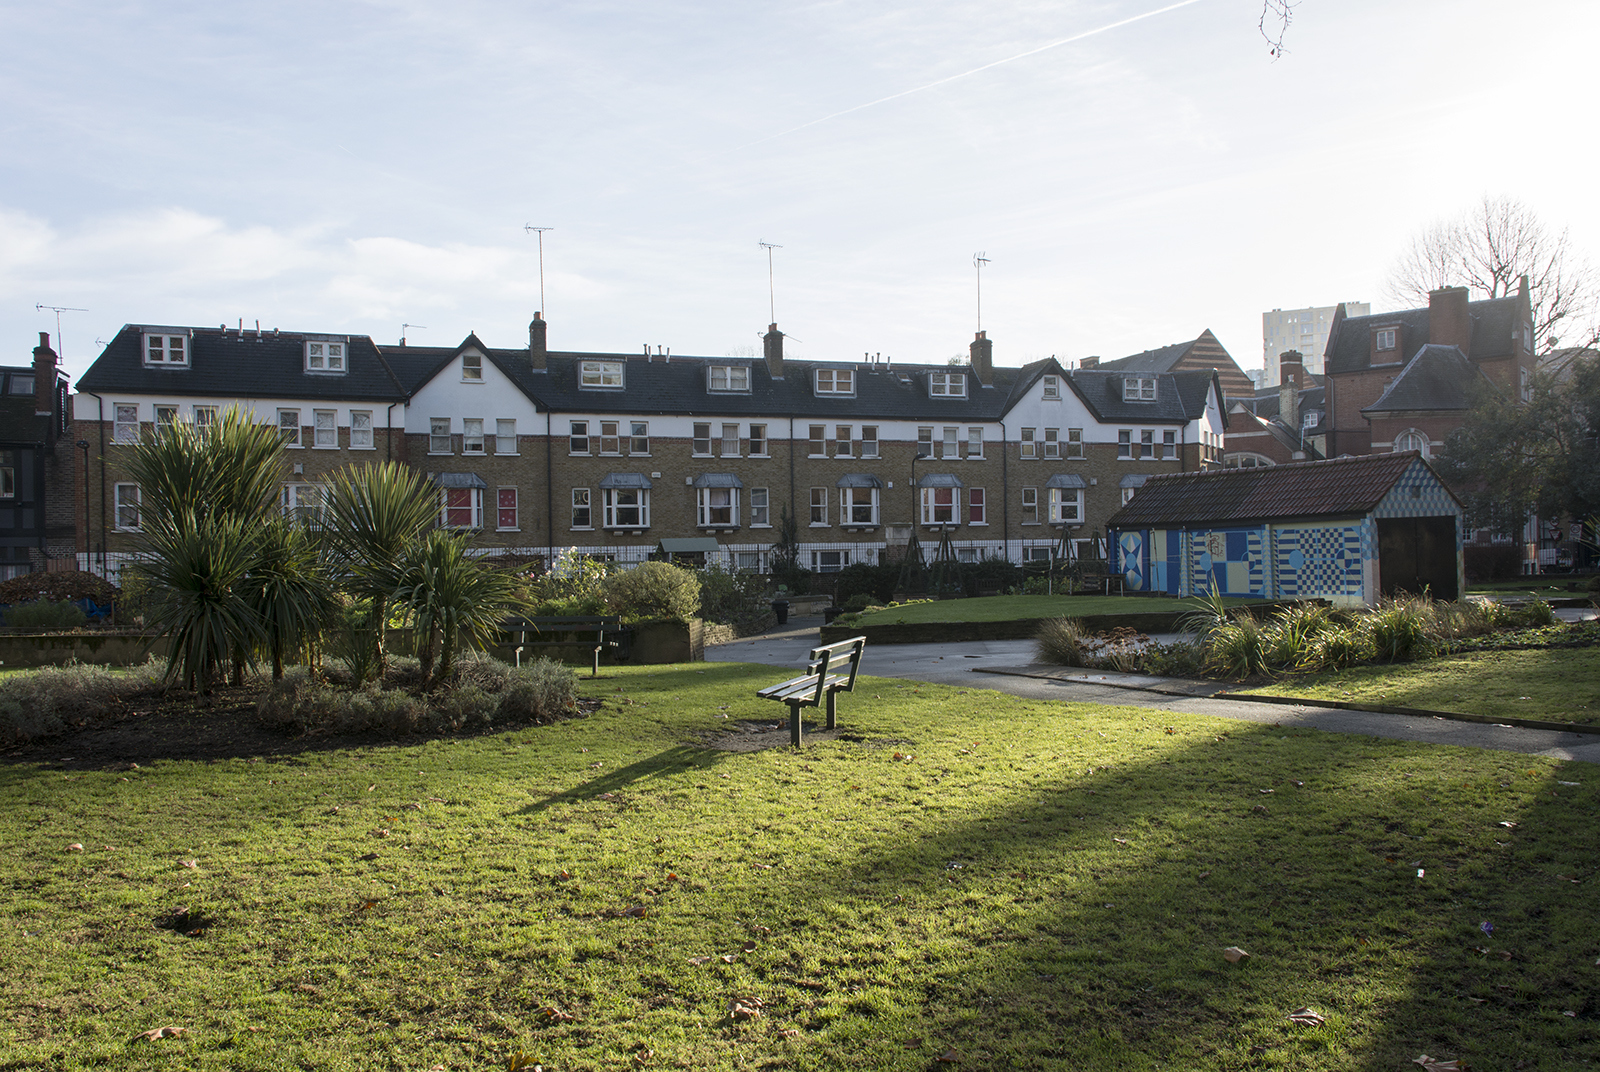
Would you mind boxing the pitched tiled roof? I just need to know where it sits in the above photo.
[1097,329,1254,399]
[1362,344,1490,414]
[1106,452,1432,528]
[1324,296,1520,375]
[1068,369,1220,424]
[77,325,406,401]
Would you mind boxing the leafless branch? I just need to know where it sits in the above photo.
[1260,0,1295,58]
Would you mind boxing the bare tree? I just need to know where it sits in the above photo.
[1388,195,1598,352]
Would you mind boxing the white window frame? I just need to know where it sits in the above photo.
[836,425,853,458]
[809,487,828,525]
[1067,427,1084,459]
[598,421,620,455]
[282,482,329,523]
[1123,376,1157,402]
[861,426,878,458]
[193,405,218,429]
[115,483,142,531]
[809,425,826,457]
[814,368,854,395]
[920,486,957,525]
[1043,428,1060,460]
[313,409,338,449]
[496,487,518,531]
[629,421,649,455]
[1394,429,1430,457]
[917,427,934,458]
[840,486,879,526]
[462,352,483,381]
[1376,328,1397,352]
[1020,428,1037,459]
[696,486,739,527]
[495,419,516,454]
[1117,429,1132,459]
[749,424,768,457]
[1162,429,1177,460]
[113,403,140,445]
[350,410,373,450]
[441,487,483,530]
[721,423,740,458]
[968,487,986,525]
[1140,429,1155,459]
[602,488,649,528]
[1048,487,1083,524]
[750,486,770,527]
[580,360,624,388]
[571,488,592,529]
[1042,374,1060,400]
[693,423,713,456]
[1022,486,1039,525]
[462,418,485,454]
[811,549,851,573]
[143,333,188,367]
[155,405,178,429]
[708,365,750,392]
[930,371,967,398]
[942,427,959,459]
[430,418,452,454]
[568,421,590,455]
[305,339,346,373]
[278,408,302,447]
[967,428,983,459]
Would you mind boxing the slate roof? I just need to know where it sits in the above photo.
[76,325,406,401]
[1106,452,1440,528]
[1362,344,1491,414]
[1097,339,1191,375]
[1324,296,1520,375]
[1067,369,1223,426]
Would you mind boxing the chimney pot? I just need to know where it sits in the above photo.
[763,323,784,379]
[969,330,993,386]
[528,313,548,369]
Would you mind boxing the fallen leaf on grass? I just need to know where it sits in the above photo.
[901,1037,923,1049]
[67,843,83,853]
[720,954,737,963]
[617,904,648,918]
[688,955,713,965]
[1413,1057,1467,1071]
[935,1050,959,1063]
[370,829,390,838]
[633,1047,653,1065]
[359,852,379,861]
[1287,1007,1325,1026]
[778,1028,801,1038]
[1222,946,1251,963]
[353,899,380,913]
[728,996,764,1020]
[742,939,758,952]
[134,1026,187,1042]
[1113,837,1128,845]
[179,858,198,868]
[540,1005,574,1022]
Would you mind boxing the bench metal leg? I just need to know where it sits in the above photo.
[825,689,837,730]
[789,701,802,746]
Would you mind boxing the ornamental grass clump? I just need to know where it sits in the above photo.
[1362,598,1435,663]
[1035,616,1091,667]
[0,661,164,746]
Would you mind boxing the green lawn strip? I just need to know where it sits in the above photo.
[1,662,1594,1070]
[1233,647,1600,726]
[855,594,1255,626]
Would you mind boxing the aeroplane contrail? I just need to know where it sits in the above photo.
[739,0,1210,150]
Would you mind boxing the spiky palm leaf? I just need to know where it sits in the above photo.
[394,530,527,688]
[242,519,339,679]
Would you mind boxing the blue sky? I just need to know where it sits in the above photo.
[4,0,1596,384]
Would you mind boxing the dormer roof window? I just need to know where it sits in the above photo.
[143,331,189,368]
[929,371,966,398]
[815,367,854,396]
[1123,376,1157,402]
[708,364,750,392]
[1375,328,1397,352]
[305,338,347,373]
[580,360,624,389]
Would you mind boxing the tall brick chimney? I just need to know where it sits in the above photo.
[1079,355,1100,369]
[1428,286,1472,354]
[528,312,548,369]
[1278,350,1303,433]
[33,332,59,441]
[969,331,993,386]
[763,323,784,379]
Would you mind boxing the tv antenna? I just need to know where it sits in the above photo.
[401,323,427,345]
[524,225,553,317]
[972,253,990,331]
[35,304,88,359]
[758,240,782,323]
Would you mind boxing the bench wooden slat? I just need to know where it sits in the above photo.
[755,635,866,747]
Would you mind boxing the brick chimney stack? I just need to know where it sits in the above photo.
[1278,350,1303,433]
[763,323,784,379]
[969,331,993,386]
[1428,286,1472,354]
[33,332,59,441]
[1079,355,1100,369]
[528,312,548,369]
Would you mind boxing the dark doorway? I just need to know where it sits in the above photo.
[1377,516,1459,599]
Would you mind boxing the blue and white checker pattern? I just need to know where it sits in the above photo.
[1272,524,1365,600]
[1373,458,1464,521]
[1188,526,1266,597]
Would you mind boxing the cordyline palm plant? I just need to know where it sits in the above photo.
[242,518,339,680]
[323,462,439,679]
[126,407,289,694]
[393,529,527,689]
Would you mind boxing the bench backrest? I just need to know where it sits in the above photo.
[808,636,866,693]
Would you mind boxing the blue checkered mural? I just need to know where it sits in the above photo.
[1271,523,1366,600]
[1189,526,1266,597]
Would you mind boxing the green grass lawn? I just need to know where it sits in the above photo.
[2,663,1596,1070]
[1466,579,1593,601]
[1235,647,1600,726]
[855,593,1255,625]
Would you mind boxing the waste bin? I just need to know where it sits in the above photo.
[771,599,789,625]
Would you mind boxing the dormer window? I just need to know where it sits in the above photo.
[143,332,188,367]
[930,371,966,398]
[1375,328,1397,352]
[306,339,346,373]
[462,352,483,381]
[1302,409,1318,430]
[580,360,624,388]
[1042,375,1060,400]
[1123,376,1157,402]
[708,365,750,392]
[815,368,854,395]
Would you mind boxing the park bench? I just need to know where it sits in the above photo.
[505,615,632,677]
[756,635,866,747]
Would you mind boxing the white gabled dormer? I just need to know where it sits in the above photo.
[579,359,625,390]
[1122,375,1157,402]
[928,370,967,398]
[142,327,192,368]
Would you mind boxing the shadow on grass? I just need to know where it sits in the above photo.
[517,745,730,814]
[685,710,1597,1069]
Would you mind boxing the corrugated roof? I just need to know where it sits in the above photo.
[1106,453,1435,527]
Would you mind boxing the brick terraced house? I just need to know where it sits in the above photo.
[70,316,1229,579]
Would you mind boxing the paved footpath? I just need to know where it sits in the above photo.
[706,616,1600,763]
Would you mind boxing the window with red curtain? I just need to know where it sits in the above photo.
[968,487,985,524]
[497,488,518,530]
[445,487,476,528]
